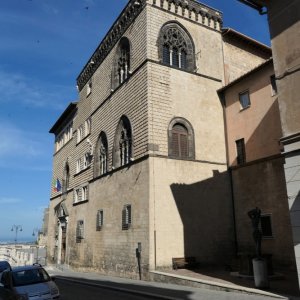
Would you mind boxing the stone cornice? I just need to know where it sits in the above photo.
[76,0,223,92]
[76,0,146,91]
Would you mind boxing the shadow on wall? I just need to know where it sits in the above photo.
[291,190,300,246]
[170,170,235,265]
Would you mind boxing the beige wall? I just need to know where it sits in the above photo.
[232,157,296,268]
[149,157,234,268]
[224,62,282,166]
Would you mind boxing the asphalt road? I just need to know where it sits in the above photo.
[55,277,283,300]
[56,278,161,300]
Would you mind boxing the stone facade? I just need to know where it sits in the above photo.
[47,0,275,279]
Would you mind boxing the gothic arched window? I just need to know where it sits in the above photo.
[158,22,195,72]
[168,118,195,160]
[94,132,108,177]
[113,116,132,168]
[112,37,131,90]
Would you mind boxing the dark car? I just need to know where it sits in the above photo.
[0,265,59,300]
[0,261,11,273]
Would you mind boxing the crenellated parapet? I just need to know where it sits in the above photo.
[152,0,222,30]
[76,0,222,91]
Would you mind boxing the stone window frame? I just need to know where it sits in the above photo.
[168,117,195,160]
[96,209,104,231]
[122,204,131,230]
[111,37,132,91]
[76,220,84,243]
[94,131,109,177]
[158,21,196,72]
[113,115,133,168]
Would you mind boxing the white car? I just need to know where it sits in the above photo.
[0,264,59,300]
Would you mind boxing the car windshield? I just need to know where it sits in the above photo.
[12,268,51,287]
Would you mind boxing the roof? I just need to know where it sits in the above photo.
[237,0,266,14]
[218,58,273,93]
[49,102,77,134]
[222,27,271,55]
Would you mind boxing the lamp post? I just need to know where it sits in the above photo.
[32,228,40,264]
[11,225,22,244]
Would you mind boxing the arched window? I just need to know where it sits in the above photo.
[113,116,132,168]
[168,118,195,159]
[158,22,195,72]
[94,132,108,177]
[112,37,131,90]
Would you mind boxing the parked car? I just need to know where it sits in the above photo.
[0,261,12,273]
[0,265,59,300]
[0,261,12,282]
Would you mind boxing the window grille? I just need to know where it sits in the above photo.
[122,205,131,230]
[96,210,103,231]
[76,220,84,243]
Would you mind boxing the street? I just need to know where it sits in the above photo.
[56,278,155,300]
[55,277,281,300]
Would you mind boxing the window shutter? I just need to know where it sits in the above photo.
[163,45,170,64]
[172,48,179,67]
[179,133,188,158]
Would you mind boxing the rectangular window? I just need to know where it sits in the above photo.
[83,153,92,169]
[239,91,251,109]
[236,138,246,165]
[122,204,131,230]
[270,75,277,96]
[77,126,83,144]
[76,220,84,243]
[82,185,88,201]
[260,214,273,238]
[74,188,81,203]
[76,158,81,173]
[96,210,103,231]
[85,118,91,136]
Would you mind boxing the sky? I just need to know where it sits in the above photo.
[0,0,269,241]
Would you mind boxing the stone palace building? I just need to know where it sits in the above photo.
[47,0,296,279]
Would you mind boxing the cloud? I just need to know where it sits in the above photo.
[0,69,74,110]
[0,122,46,158]
[0,197,22,205]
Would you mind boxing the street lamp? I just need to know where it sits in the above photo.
[32,228,40,264]
[11,225,22,244]
[32,228,40,241]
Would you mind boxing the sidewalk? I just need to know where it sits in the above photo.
[45,265,299,300]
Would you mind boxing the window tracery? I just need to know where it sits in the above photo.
[159,22,195,72]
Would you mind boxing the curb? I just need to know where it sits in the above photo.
[151,271,288,300]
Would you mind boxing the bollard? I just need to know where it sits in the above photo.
[252,258,269,289]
